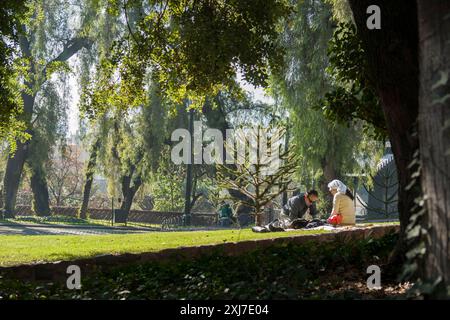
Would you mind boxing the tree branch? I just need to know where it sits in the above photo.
[41,37,93,82]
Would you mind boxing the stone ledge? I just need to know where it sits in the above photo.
[0,225,399,282]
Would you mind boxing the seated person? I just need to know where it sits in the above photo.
[327,179,356,226]
[252,190,319,232]
[218,202,234,227]
[283,189,319,220]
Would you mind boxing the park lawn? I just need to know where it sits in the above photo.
[0,228,329,267]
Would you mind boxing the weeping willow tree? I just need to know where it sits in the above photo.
[117,83,167,216]
[83,81,170,219]
[271,0,383,211]
[1,0,100,217]
[78,114,108,219]
[26,80,69,215]
[77,1,127,218]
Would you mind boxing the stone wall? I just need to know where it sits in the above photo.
[0,224,399,282]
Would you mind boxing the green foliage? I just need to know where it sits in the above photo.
[139,83,167,171]
[216,127,298,221]
[399,149,444,298]
[324,0,353,23]
[271,0,384,201]
[0,0,30,152]
[81,0,293,117]
[45,61,72,79]
[320,22,387,139]
[29,81,68,165]
[91,80,177,206]
[80,46,148,118]
[98,111,145,199]
[150,148,185,211]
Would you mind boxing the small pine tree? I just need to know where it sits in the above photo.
[216,127,298,226]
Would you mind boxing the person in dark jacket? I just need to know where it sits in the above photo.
[252,190,319,232]
[282,190,319,220]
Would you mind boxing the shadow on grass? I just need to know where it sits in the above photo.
[4,215,105,227]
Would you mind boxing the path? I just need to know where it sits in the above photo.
[0,222,244,235]
[0,222,155,236]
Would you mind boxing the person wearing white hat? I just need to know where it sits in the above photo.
[327,179,356,226]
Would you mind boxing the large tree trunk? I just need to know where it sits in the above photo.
[417,0,450,290]
[26,129,51,216]
[2,140,29,218]
[255,212,263,227]
[29,163,51,216]
[348,0,420,267]
[119,169,142,218]
[320,157,337,212]
[78,138,101,219]
[2,90,34,218]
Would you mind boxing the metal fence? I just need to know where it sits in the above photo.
[13,206,217,226]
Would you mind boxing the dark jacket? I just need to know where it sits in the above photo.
[283,193,317,219]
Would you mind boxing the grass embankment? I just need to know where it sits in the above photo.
[0,232,410,299]
[0,228,328,267]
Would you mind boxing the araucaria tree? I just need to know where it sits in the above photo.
[217,127,297,226]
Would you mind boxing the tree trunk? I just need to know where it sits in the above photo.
[255,212,263,227]
[119,171,142,218]
[348,0,421,267]
[2,90,34,218]
[2,140,29,218]
[26,129,51,217]
[120,183,141,216]
[29,163,51,216]
[417,0,450,290]
[320,157,337,212]
[78,138,101,219]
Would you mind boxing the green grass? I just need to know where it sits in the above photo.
[85,219,162,229]
[0,232,402,300]
[0,228,328,267]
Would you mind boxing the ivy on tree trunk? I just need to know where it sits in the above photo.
[348,0,421,267]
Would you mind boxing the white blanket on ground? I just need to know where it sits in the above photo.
[305,225,342,231]
[285,225,359,232]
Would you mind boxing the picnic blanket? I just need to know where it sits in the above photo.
[293,225,356,231]
[252,219,327,233]
[252,224,354,233]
